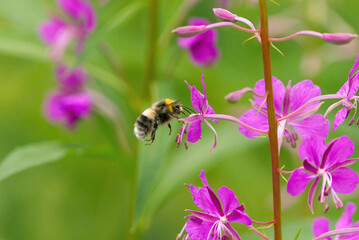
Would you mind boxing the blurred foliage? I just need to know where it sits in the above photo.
[0,0,359,239]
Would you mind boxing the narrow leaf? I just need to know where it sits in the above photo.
[0,142,80,182]
[294,226,303,240]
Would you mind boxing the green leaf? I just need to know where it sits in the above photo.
[293,226,303,240]
[0,142,80,182]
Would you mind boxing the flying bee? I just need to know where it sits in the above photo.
[134,98,194,144]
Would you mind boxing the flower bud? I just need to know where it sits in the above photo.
[225,87,253,103]
[172,25,207,37]
[213,8,237,22]
[322,33,357,45]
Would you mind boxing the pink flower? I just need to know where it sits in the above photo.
[332,55,359,131]
[238,77,330,148]
[178,18,220,67]
[287,136,359,213]
[39,0,96,60]
[176,75,218,151]
[44,65,91,129]
[182,170,251,240]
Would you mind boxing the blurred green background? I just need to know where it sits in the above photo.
[0,0,359,239]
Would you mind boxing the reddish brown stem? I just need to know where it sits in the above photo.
[259,0,282,239]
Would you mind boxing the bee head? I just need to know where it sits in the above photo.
[171,102,183,115]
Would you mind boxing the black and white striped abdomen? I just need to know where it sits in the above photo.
[134,109,155,140]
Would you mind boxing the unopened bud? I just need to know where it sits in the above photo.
[322,33,357,45]
[185,141,189,150]
[213,8,237,22]
[172,25,207,37]
[225,87,253,103]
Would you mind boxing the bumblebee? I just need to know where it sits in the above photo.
[134,99,192,144]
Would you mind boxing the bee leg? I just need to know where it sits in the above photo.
[145,117,159,145]
[167,123,172,135]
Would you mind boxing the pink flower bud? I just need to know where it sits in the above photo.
[322,33,357,45]
[212,8,237,22]
[225,87,253,103]
[172,25,207,37]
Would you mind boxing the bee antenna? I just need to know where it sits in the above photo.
[182,105,196,113]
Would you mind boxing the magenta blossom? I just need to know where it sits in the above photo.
[181,170,251,240]
[176,75,218,151]
[39,0,96,60]
[313,202,359,240]
[328,55,359,131]
[44,65,91,129]
[287,136,359,213]
[238,77,330,148]
[178,18,220,67]
[45,92,91,129]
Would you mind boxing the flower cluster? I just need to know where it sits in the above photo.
[172,5,359,240]
[39,0,96,129]
[44,65,91,129]
[39,0,96,61]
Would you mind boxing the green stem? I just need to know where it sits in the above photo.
[143,0,159,101]
[258,0,282,239]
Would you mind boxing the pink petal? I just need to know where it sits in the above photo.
[58,0,96,33]
[333,107,349,131]
[337,81,349,96]
[199,170,209,186]
[291,115,330,142]
[253,77,285,114]
[298,136,326,167]
[335,202,356,229]
[217,186,239,215]
[186,218,214,240]
[79,0,96,32]
[178,18,219,67]
[190,86,204,113]
[312,217,331,239]
[205,186,224,216]
[349,55,359,79]
[44,92,67,121]
[189,185,219,215]
[57,65,86,93]
[227,209,251,226]
[331,167,359,194]
[238,109,269,138]
[186,210,218,222]
[38,18,67,44]
[324,136,354,167]
[287,169,316,196]
[187,119,202,143]
[348,74,359,100]
[290,80,321,113]
[189,42,219,67]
